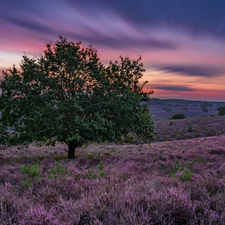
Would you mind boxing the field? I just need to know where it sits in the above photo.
[1,116,225,224]
[148,98,225,120]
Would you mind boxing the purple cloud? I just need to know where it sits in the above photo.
[153,64,224,77]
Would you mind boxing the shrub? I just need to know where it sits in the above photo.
[169,113,186,120]
[183,108,189,110]
[188,126,193,132]
[19,160,42,187]
[202,106,208,113]
[217,106,225,116]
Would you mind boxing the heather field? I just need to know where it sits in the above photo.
[154,115,225,142]
[1,117,225,224]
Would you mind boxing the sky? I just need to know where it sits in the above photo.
[0,0,225,101]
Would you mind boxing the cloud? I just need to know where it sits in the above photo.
[4,18,57,35]
[1,0,225,53]
[64,0,225,41]
[0,0,179,51]
[67,31,177,50]
[154,85,195,92]
[153,64,224,77]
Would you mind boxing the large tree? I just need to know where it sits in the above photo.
[0,37,154,159]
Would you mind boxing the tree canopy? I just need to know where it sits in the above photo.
[0,37,154,159]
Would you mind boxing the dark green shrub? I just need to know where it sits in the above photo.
[202,106,208,113]
[165,108,172,112]
[188,126,192,132]
[169,113,186,120]
[217,106,225,116]
[183,108,189,110]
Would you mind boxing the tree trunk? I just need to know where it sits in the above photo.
[68,141,77,159]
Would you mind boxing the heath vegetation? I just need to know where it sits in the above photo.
[1,37,225,224]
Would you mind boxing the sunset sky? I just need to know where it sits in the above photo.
[0,0,225,101]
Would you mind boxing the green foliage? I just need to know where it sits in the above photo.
[97,162,105,170]
[202,105,208,113]
[19,160,42,187]
[217,106,225,116]
[87,170,97,179]
[180,170,193,181]
[188,125,193,132]
[124,134,134,143]
[183,108,189,110]
[98,170,106,177]
[195,156,205,163]
[169,121,173,126]
[88,162,106,179]
[169,113,186,120]
[48,161,69,179]
[87,154,94,160]
[0,36,154,159]
[169,160,194,181]
[19,160,71,185]
[19,160,41,178]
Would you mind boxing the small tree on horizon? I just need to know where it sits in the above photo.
[0,37,154,159]
[217,106,225,116]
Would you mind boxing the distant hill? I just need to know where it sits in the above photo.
[146,98,225,120]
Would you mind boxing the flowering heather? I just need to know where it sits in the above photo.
[1,135,225,224]
[154,115,225,142]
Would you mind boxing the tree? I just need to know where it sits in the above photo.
[217,106,225,116]
[0,37,154,159]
